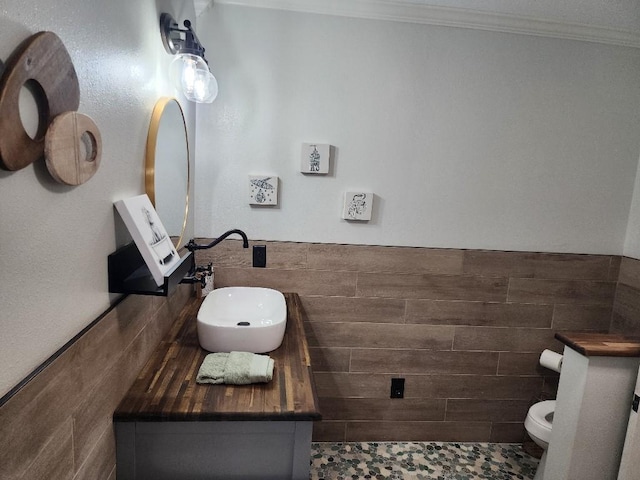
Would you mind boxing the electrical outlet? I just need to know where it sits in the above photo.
[253,245,266,268]
[390,378,405,398]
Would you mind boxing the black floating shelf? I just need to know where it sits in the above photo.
[108,242,194,296]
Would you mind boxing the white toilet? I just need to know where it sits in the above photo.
[524,399,555,480]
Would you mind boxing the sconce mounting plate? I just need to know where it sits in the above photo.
[160,13,181,55]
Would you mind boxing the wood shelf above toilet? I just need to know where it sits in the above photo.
[555,332,640,357]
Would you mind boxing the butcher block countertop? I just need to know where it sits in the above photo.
[114,293,321,422]
[555,331,640,357]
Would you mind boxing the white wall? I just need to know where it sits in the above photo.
[624,156,640,259]
[195,5,640,255]
[0,0,196,398]
[1,0,639,401]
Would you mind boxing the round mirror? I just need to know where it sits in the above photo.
[145,97,190,249]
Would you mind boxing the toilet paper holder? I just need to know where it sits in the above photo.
[540,349,563,373]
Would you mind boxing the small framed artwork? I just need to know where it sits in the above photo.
[301,143,330,174]
[342,191,373,221]
[249,175,279,205]
[114,194,180,286]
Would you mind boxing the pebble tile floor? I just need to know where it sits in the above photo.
[310,442,539,479]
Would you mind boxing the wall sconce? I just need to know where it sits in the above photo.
[160,13,218,104]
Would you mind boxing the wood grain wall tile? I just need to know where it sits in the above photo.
[446,399,530,422]
[73,423,115,480]
[0,288,191,480]
[307,244,463,274]
[308,347,351,372]
[463,251,612,280]
[302,321,319,346]
[312,421,347,442]
[490,423,527,443]
[68,299,152,398]
[0,337,75,432]
[319,397,446,421]
[0,347,84,479]
[542,377,560,399]
[300,295,406,323]
[195,239,309,270]
[453,327,559,353]
[406,375,542,400]
[51,291,158,419]
[73,306,177,469]
[346,421,492,442]
[357,273,508,301]
[507,278,615,305]
[73,362,125,469]
[20,419,73,480]
[406,300,552,327]
[350,349,499,375]
[619,257,640,290]
[609,256,622,282]
[313,372,396,398]
[4,240,629,456]
[215,267,357,296]
[306,323,454,349]
[611,313,640,337]
[611,283,640,335]
[552,304,612,331]
[497,352,552,376]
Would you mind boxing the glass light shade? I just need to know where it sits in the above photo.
[169,53,218,104]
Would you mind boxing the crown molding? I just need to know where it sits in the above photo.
[211,0,640,48]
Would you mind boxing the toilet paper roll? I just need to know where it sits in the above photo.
[539,349,563,373]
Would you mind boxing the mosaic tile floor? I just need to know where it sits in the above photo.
[310,442,539,480]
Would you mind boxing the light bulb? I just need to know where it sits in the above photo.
[190,68,218,103]
[181,57,198,93]
[169,54,218,103]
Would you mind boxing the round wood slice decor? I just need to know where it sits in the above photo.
[44,112,102,185]
[0,31,80,171]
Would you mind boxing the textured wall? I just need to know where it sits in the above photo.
[197,239,618,442]
[0,0,195,398]
[195,4,640,255]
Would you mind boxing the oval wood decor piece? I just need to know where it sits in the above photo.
[45,112,102,185]
[0,31,80,171]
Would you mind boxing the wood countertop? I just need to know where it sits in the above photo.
[114,293,321,422]
[555,331,640,357]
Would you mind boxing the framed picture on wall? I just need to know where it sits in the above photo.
[114,194,180,286]
[300,143,330,174]
[342,191,373,221]
[249,175,279,205]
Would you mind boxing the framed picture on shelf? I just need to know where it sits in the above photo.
[114,194,180,286]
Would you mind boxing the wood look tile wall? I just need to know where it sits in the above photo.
[0,285,193,480]
[612,257,640,336]
[199,240,618,442]
[2,244,630,479]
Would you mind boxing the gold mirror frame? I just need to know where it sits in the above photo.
[145,97,190,249]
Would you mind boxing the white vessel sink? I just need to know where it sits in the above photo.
[197,287,287,353]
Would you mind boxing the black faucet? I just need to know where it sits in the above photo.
[185,229,249,251]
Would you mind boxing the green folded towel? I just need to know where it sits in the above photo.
[196,351,275,385]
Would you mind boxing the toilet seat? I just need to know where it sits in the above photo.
[525,400,555,444]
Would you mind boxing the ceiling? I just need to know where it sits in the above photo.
[194,0,640,48]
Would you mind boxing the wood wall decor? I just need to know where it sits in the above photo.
[0,31,80,171]
[45,112,102,185]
